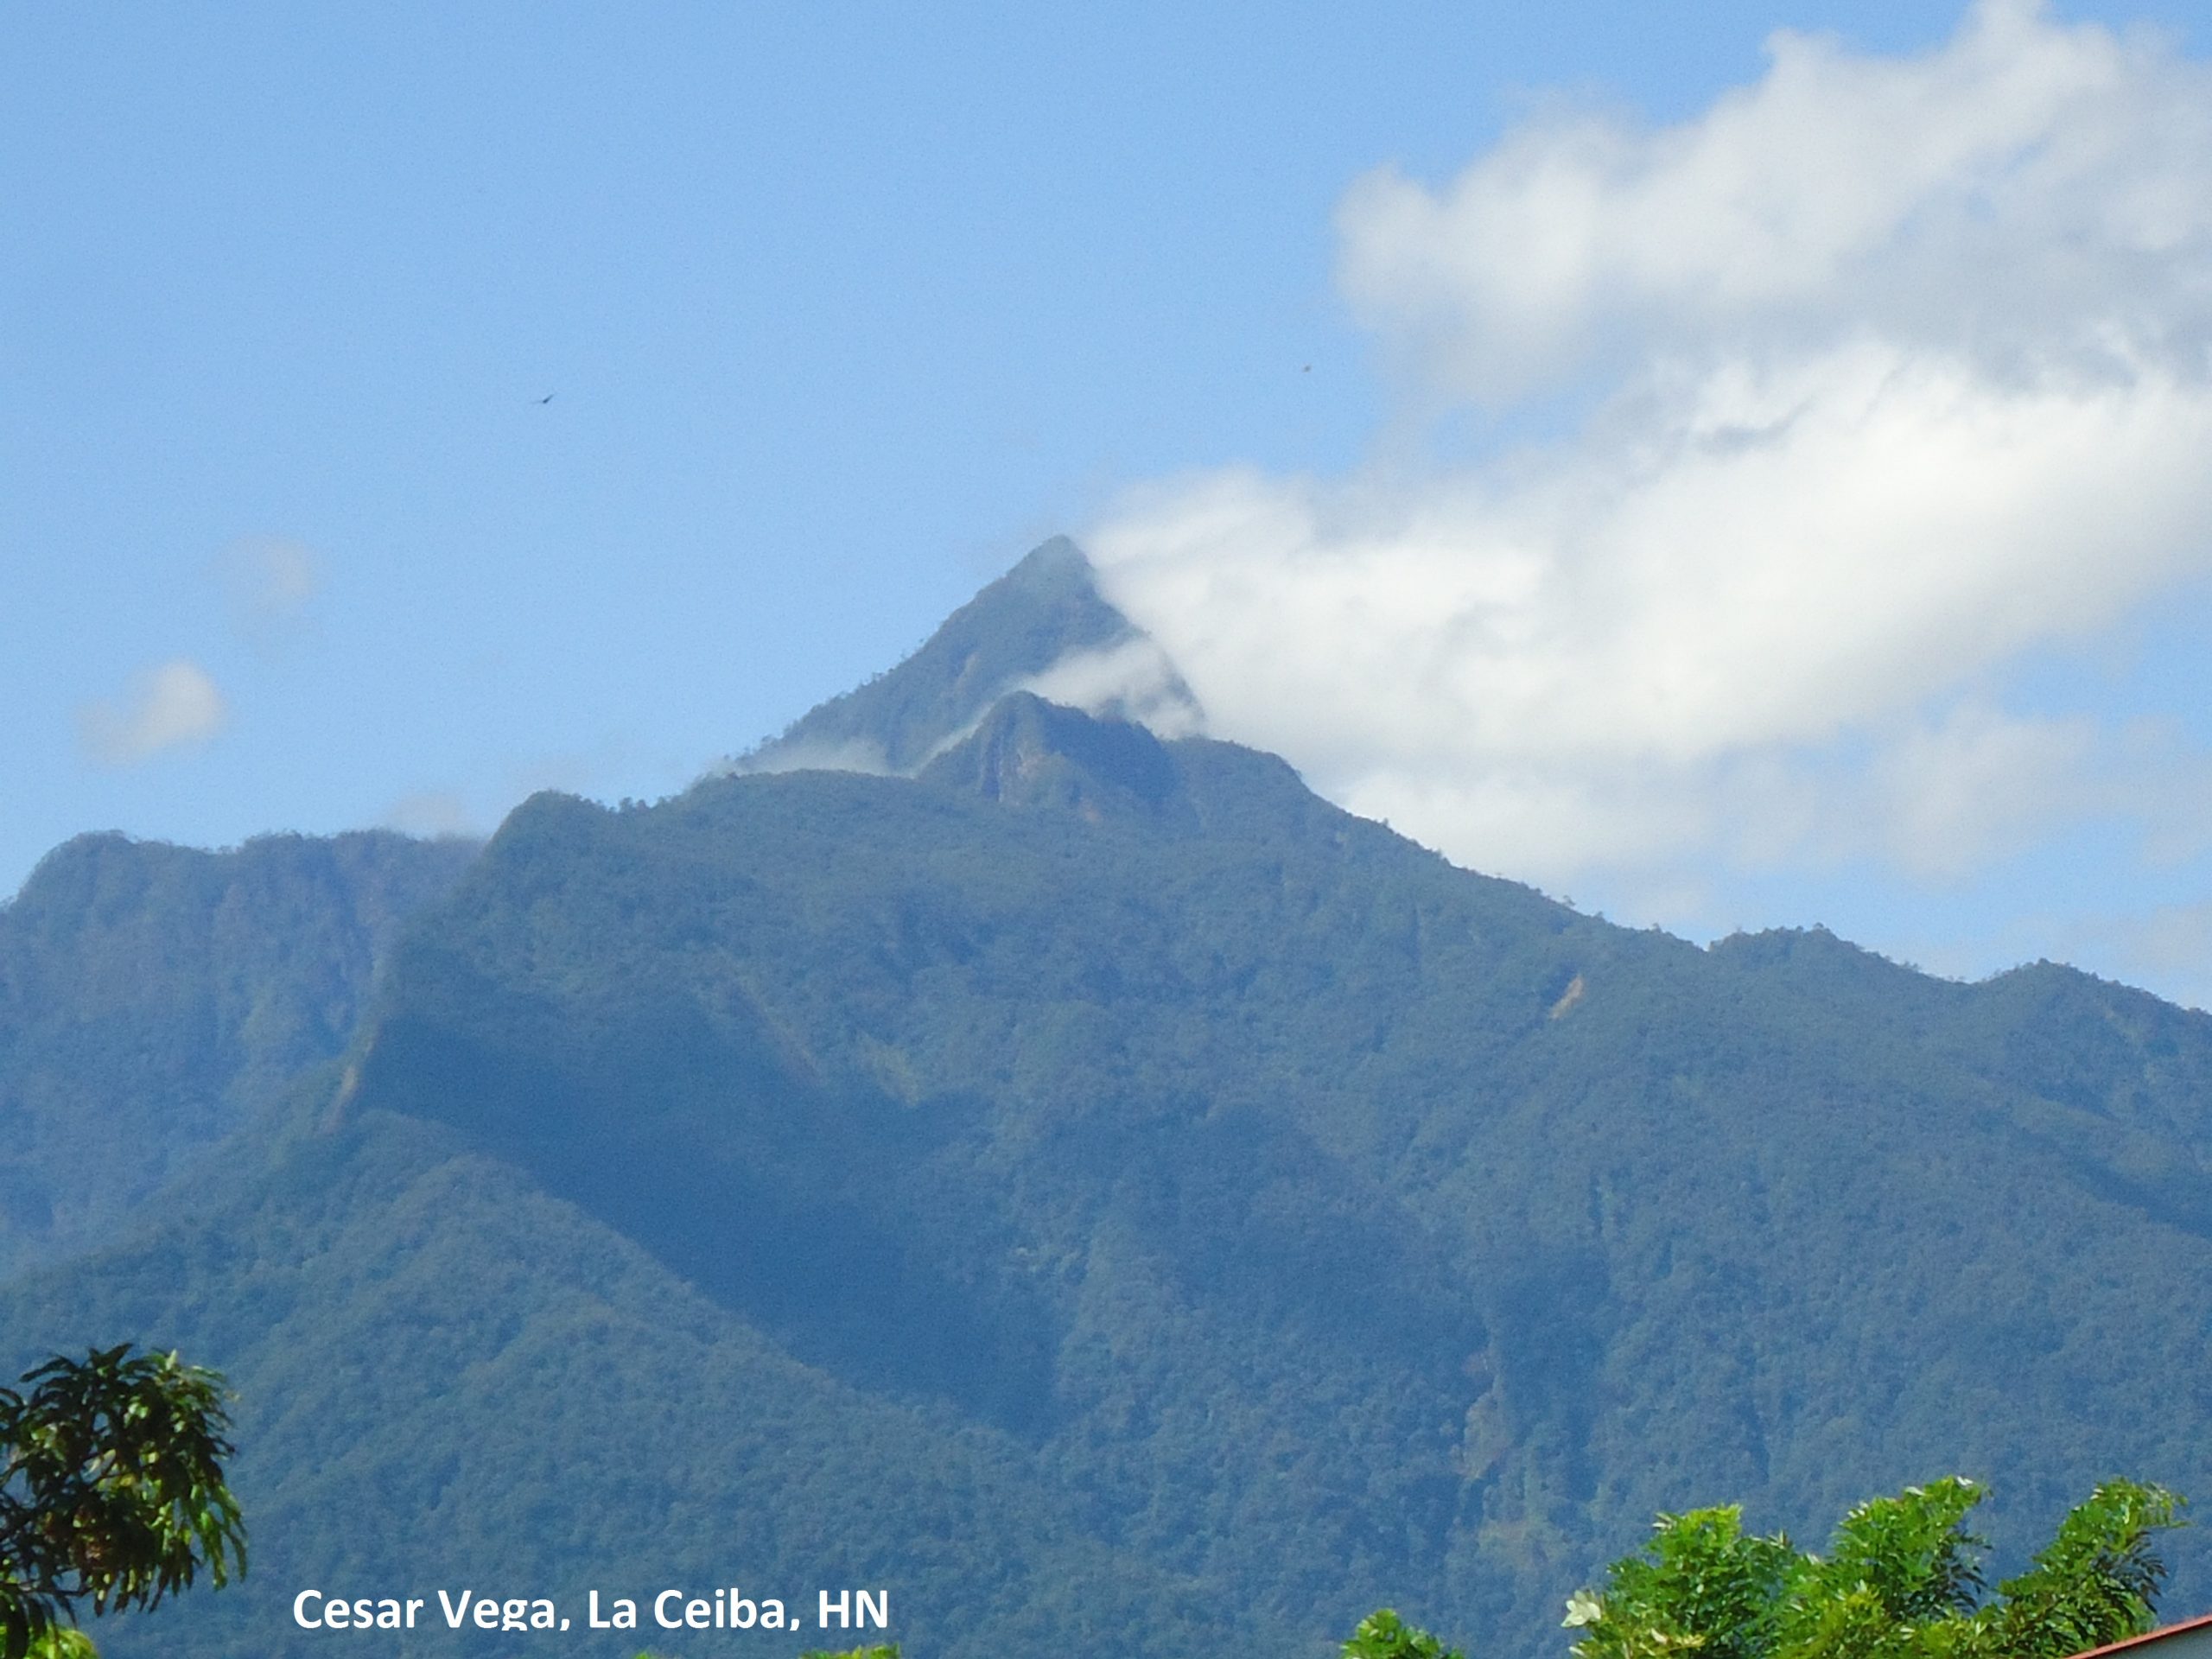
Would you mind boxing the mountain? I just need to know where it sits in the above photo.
[0,829,475,1275]
[737,534,1198,774]
[5,539,2212,1659]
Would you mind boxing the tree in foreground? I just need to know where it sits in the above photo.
[1343,1607,1467,1658]
[1562,1477,2184,1659]
[1338,1477,2183,1659]
[0,1345,245,1659]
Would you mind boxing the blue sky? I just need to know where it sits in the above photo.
[7,2,2212,1004]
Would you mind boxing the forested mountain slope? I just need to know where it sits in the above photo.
[333,692,2212,1655]
[4,543,2210,1658]
[0,1107,1271,1659]
[0,829,474,1274]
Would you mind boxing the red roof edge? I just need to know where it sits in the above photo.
[2069,1613,2212,1659]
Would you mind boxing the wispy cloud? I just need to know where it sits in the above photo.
[1090,0,2212,903]
[212,537,320,652]
[1018,637,1205,740]
[77,659,229,766]
[382,791,479,839]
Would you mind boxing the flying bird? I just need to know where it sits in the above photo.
[536,393,555,405]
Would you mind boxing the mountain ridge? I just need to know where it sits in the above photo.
[2,543,2209,1657]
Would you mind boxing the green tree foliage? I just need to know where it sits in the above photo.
[1344,1607,1466,1659]
[0,1347,244,1659]
[1563,1504,1798,1659]
[1982,1482,2185,1659]
[1565,1479,2183,1659]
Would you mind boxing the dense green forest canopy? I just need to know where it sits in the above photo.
[3,543,2210,1658]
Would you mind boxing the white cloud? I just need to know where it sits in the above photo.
[77,659,229,766]
[213,537,320,651]
[1088,0,2212,904]
[731,736,895,778]
[1336,0,2212,404]
[382,791,479,839]
[1017,637,1205,739]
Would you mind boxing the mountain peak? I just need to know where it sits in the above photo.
[918,691,1189,825]
[734,537,1199,778]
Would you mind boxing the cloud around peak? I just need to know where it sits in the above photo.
[1088,0,2212,922]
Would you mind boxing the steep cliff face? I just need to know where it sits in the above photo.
[919,691,1191,823]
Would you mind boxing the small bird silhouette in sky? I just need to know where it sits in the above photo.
[535,393,555,405]
[1300,365,1311,372]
